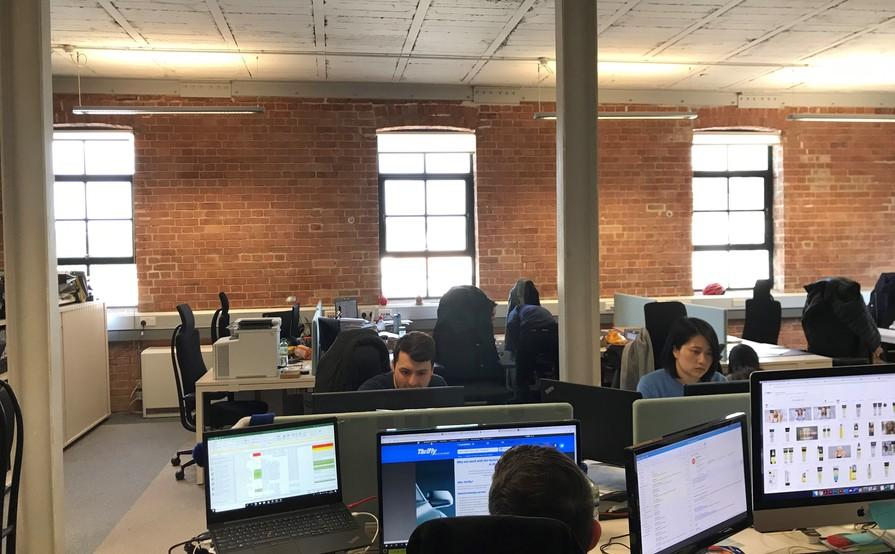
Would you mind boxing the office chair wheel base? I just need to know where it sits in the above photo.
[171,456,181,467]
[175,469,185,481]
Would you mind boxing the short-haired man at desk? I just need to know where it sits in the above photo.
[358,331,447,390]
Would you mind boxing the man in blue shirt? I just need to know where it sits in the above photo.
[358,331,447,390]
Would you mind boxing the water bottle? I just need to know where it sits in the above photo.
[393,313,401,335]
[278,338,289,368]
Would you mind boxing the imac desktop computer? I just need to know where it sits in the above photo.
[751,364,895,532]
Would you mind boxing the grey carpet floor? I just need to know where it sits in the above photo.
[64,414,194,553]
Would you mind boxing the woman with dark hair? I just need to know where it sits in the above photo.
[636,317,727,398]
[727,343,761,381]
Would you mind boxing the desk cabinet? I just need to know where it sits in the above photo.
[61,302,111,446]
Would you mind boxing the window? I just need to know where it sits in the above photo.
[378,133,476,299]
[53,130,137,307]
[691,132,776,292]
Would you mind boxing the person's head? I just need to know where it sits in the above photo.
[661,317,722,384]
[489,445,599,552]
[391,331,436,389]
[727,344,760,380]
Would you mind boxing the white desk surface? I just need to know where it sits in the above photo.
[880,327,895,344]
[722,339,832,370]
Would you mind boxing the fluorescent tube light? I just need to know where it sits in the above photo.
[72,105,264,115]
[786,113,895,123]
[533,111,698,121]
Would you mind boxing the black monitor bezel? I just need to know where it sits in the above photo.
[375,419,581,553]
[683,380,750,397]
[750,363,895,511]
[624,414,752,554]
[204,417,342,526]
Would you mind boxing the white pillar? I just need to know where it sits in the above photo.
[555,0,599,385]
[0,0,65,551]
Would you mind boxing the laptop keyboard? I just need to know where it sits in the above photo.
[213,505,356,551]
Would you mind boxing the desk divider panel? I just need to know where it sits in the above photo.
[238,402,574,518]
[613,293,656,328]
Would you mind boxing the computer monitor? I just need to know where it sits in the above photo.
[625,414,752,554]
[684,380,749,397]
[376,420,579,553]
[751,364,895,532]
[334,297,359,319]
[262,303,300,341]
[539,379,641,466]
[311,387,465,414]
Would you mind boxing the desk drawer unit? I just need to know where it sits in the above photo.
[141,345,213,417]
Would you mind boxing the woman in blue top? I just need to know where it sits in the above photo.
[637,317,727,398]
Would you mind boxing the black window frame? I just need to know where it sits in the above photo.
[378,156,477,299]
[692,145,774,292]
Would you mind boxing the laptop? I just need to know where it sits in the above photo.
[376,420,580,553]
[540,379,641,466]
[624,414,752,554]
[204,418,371,553]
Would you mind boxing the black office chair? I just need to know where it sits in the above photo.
[262,304,303,343]
[0,380,23,553]
[314,328,390,392]
[643,301,687,369]
[514,321,559,402]
[210,291,230,343]
[408,516,583,554]
[433,286,511,404]
[802,277,878,366]
[170,303,268,480]
[742,279,782,344]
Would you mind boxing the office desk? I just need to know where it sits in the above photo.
[592,517,877,552]
[194,368,315,484]
[881,327,895,344]
[722,339,832,370]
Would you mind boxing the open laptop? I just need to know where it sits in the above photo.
[204,418,371,553]
[376,420,580,553]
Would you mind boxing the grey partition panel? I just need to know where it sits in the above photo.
[275,403,573,516]
[613,293,656,328]
[683,303,729,355]
[632,393,750,444]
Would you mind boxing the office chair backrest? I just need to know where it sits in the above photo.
[507,278,541,314]
[516,322,559,381]
[172,303,208,401]
[802,277,876,361]
[869,272,895,328]
[742,280,782,344]
[643,301,687,369]
[433,285,501,385]
[408,516,583,554]
[0,380,23,553]
[314,328,390,392]
[210,291,231,342]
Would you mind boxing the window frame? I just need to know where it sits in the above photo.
[53,130,137,307]
[692,145,774,292]
[378,162,477,299]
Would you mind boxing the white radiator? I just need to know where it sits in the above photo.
[141,345,213,418]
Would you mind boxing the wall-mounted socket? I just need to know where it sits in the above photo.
[141,316,157,327]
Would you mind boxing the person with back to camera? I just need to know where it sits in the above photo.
[636,317,727,398]
[727,343,761,381]
[489,445,600,554]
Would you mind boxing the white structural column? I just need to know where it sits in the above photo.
[555,0,599,385]
[0,0,66,551]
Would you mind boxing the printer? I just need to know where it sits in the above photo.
[213,317,280,379]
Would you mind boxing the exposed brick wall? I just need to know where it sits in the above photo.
[728,318,807,351]
[108,340,143,413]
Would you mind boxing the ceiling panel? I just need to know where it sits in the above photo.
[470,59,554,86]
[400,59,476,84]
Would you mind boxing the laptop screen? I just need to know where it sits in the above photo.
[626,415,751,554]
[205,419,341,523]
[376,421,579,552]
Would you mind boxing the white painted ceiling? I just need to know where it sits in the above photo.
[50,0,895,91]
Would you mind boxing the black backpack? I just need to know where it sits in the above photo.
[868,272,895,328]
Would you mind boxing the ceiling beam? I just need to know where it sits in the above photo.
[721,2,895,90]
[598,0,644,36]
[205,0,253,79]
[461,0,537,83]
[644,0,745,58]
[393,0,432,81]
[312,0,326,79]
[97,0,149,46]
